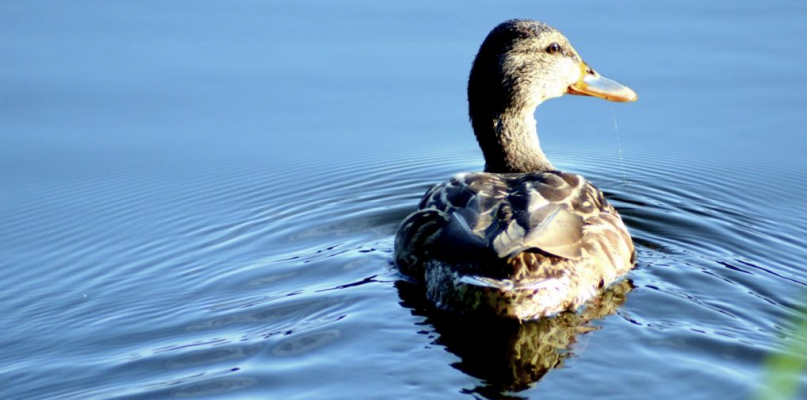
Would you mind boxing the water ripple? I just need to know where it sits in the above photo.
[3,118,806,400]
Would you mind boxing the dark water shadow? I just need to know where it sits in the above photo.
[396,279,634,399]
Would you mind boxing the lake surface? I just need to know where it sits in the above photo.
[2,1,807,399]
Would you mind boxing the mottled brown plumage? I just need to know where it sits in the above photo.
[394,20,637,320]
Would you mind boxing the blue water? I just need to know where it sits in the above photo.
[2,1,807,399]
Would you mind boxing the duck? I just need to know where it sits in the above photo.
[394,19,638,321]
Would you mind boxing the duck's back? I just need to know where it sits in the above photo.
[394,171,634,319]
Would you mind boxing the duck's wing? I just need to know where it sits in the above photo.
[395,171,604,278]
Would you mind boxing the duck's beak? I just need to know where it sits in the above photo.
[568,61,637,102]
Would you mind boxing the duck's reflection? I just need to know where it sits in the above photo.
[396,279,633,397]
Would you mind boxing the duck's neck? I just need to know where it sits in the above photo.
[471,106,554,174]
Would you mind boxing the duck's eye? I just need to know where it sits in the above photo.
[547,42,562,55]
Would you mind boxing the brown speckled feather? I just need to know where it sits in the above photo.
[394,171,635,319]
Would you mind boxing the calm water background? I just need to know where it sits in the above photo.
[2,1,807,399]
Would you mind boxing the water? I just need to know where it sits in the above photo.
[2,1,807,399]
[611,107,629,186]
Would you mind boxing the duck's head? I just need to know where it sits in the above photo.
[468,19,637,173]
[468,19,636,113]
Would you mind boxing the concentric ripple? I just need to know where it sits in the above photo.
[3,136,805,399]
